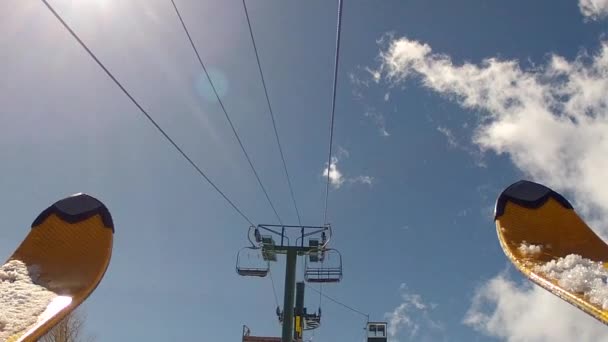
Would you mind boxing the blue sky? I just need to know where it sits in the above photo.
[2,0,608,341]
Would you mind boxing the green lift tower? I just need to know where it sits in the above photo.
[237,224,342,342]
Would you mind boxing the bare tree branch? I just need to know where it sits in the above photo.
[39,309,94,342]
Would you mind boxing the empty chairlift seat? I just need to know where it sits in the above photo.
[304,248,342,283]
[303,311,321,330]
[367,322,388,342]
[236,247,269,277]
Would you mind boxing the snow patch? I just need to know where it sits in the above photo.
[535,254,608,310]
[0,259,58,340]
[518,242,542,256]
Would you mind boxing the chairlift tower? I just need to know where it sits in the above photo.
[236,224,343,342]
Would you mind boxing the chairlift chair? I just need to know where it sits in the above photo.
[304,316,320,330]
[367,322,387,342]
[304,248,342,283]
[236,247,270,277]
[302,308,321,330]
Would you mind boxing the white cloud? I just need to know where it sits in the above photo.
[322,156,344,188]
[436,126,487,167]
[321,149,373,189]
[436,126,458,148]
[464,273,608,342]
[365,110,390,137]
[351,175,374,185]
[348,72,370,100]
[385,284,444,342]
[337,146,350,159]
[377,37,608,229]
[349,68,391,137]
[375,35,608,341]
[579,0,608,20]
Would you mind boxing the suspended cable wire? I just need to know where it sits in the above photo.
[242,0,302,226]
[39,0,255,227]
[317,3,344,339]
[170,0,283,225]
[362,322,369,342]
[306,283,369,319]
[268,268,280,310]
[318,282,323,310]
[322,0,344,225]
[309,282,323,340]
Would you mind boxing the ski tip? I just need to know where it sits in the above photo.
[32,193,114,232]
[494,180,573,219]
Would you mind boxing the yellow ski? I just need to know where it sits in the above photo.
[495,180,608,325]
[1,193,114,342]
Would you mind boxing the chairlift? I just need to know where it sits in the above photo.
[303,308,321,330]
[261,235,278,261]
[304,248,342,283]
[236,247,270,277]
[304,316,320,330]
[254,227,262,243]
[308,239,322,262]
[367,322,387,342]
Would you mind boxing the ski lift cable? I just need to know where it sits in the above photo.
[318,281,323,314]
[242,0,302,226]
[317,284,323,340]
[322,0,344,226]
[318,2,344,337]
[305,283,369,319]
[268,267,280,312]
[38,0,256,227]
[170,0,284,225]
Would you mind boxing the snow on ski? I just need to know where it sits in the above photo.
[1,193,114,342]
[495,180,608,325]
